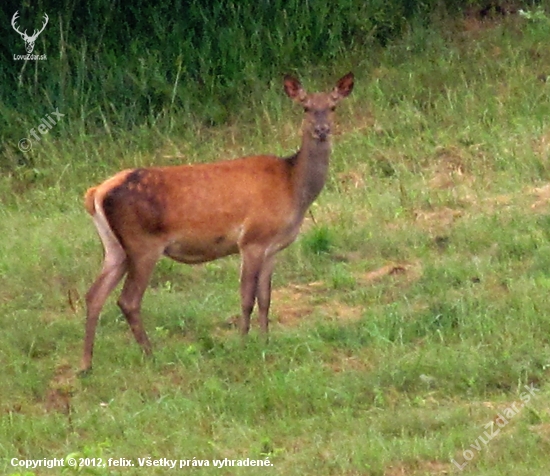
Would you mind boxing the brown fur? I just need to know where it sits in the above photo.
[102,157,295,258]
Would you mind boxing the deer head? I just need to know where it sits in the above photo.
[11,11,49,54]
[284,72,354,142]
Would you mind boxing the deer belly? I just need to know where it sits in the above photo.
[163,237,239,264]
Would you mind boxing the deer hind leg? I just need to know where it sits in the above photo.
[117,248,161,356]
[81,208,128,373]
[257,254,276,335]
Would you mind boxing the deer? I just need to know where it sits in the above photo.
[11,11,49,54]
[81,72,354,372]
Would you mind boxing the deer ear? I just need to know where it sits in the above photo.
[332,72,354,101]
[284,75,307,103]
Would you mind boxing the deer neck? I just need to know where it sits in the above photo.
[290,133,331,216]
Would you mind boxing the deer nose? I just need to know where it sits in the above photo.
[314,124,330,140]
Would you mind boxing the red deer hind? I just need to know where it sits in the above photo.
[81,72,354,372]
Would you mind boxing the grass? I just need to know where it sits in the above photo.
[1,0,431,141]
[3,9,550,476]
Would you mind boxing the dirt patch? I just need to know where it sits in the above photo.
[530,183,550,211]
[275,301,363,327]
[356,264,406,283]
[317,301,363,324]
[325,349,374,373]
[472,181,550,214]
[483,193,514,209]
[270,263,420,327]
[356,262,422,285]
[272,283,321,327]
[355,262,423,307]
[272,281,363,327]
[428,147,472,190]
[44,361,76,415]
[44,388,72,414]
[414,207,463,234]
[274,303,315,327]
[531,129,550,158]
[530,423,550,441]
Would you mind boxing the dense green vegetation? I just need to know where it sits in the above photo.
[0,0,539,146]
[2,2,550,475]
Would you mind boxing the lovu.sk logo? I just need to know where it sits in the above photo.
[12,10,48,60]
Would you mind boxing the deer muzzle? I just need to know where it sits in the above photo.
[314,124,330,141]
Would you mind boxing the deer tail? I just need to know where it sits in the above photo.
[84,187,97,215]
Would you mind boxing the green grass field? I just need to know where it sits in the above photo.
[2,9,550,476]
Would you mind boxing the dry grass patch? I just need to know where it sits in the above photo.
[384,459,451,476]
[529,422,550,442]
[44,361,76,415]
[428,147,472,191]
[272,281,363,327]
[272,283,320,327]
[414,207,463,235]
[530,183,550,211]
[324,349,376,374]
[356,262,422,285]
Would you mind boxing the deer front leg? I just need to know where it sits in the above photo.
[239,247,265,335]
[257,255,276,335]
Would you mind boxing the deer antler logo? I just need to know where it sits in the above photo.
[11,11,49,54]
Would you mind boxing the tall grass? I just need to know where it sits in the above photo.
[1,0,539,165]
